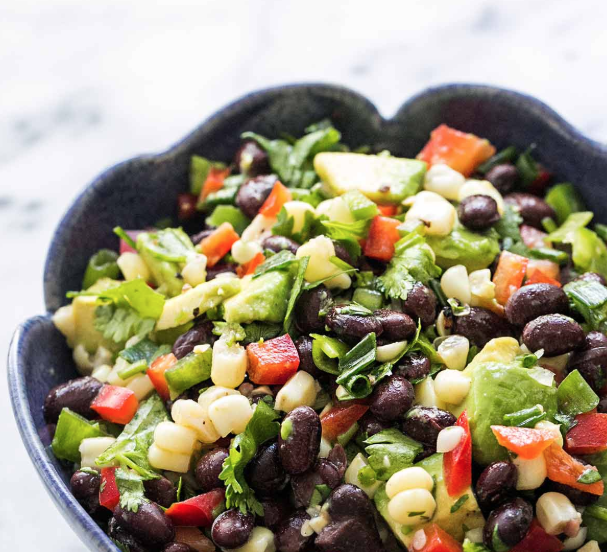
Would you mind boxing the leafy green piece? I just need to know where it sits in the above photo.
[578,467,602,485]
[516,148,540,187]
[546,211,593,243]
[119,338,165,364]
[51,408,106,463]
[503,404,546,427]
[378,234,442,300]
[450,494,470,513]
[115,468,148,512]
[571,227,607,277]
[553,413,578,441]
[528,247,568,265]
[212,322,247,346]
[198,185,239,211]
[476,146,518,173]
[364,429,423,480]
[96,394,168,478]
[342,190,378,221]
[557,369,599,416]
[95,305,156,344]
[165,348,212,394]
[494,204,524,243]
[545,183,585,225]
[310,334,350,375]
[564,279,607,332]
[206,205,251,235]
[189,155,226,196]
[462,540,491,552]
[321,218,369,240]
[242,125,342,188]
[427,226,500,272]
[138,228,196,263]
[83,249,120,289]
[272,206,317,244]
[117,359,148,380]
[220,400,280,514]
[352,288,383,310]
[337,333,377,385]
[241,322,283,345]
[253,250,297,279]
[114,226,137,250]
[284,256,310,335]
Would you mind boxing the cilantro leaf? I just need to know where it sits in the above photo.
[364,428,422,480]
[284,256,310,335]
[253,250,297,279]
[115,468,148,512]
[272,206,318,244]
[219,400,280,514]
[138,228,196,263]
[95,305,156,344]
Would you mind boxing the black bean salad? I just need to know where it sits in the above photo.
[48,122,607,552]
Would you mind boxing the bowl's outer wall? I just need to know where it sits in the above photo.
[10,83,607,552]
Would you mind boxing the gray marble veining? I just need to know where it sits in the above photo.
[2,0,606,549]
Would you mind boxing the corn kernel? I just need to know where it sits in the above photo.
[436,426,466,453]
[315,197,354,224]
[386,467,434,499]
[514,453,547,490]
[117,252,151,282]
[126,373,155,401]
[423,163,466,200]
[154,421,198,454]
[283,201,316,233]
[148,443,191,473]
[434,369,471,404]
[211,339,248,389]
[296,236,351,290]
[208,394,253,437]
[344,453,381,498]
[441,265,472,304]
[437,335,470,371]
[182,254,208,287]
[405,191,456,236]
[536,492,581,536]
[275,371,317,412]
[388,488,436,525]
[172,399,219,443]
[79,436,117,468]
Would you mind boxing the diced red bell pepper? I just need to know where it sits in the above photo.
[417,124,496,177]
[528,167,552,196]
[91,385,139,425]
[147,353,178,401]
[491,425,556,459]
[525,269,561,288]
[510,520,564,552]
[493,251,529,305]
[119,230,145,254]
[544,443,604,495]
[236,252,265,278]
[321,403,369,441]
[258,181,292,217]
[526,259,560,281]
[165,488,225,527]
[520,225,549,249]
[99,467,120,510]
[444,410,472,497]
[177,193,198,221]
[200,167,230,201]
[565,412,607,455]
[363,216,401,262]
[377,204,399,217]
[198,222,240,267]
[246,334,300,385]
[410,523,463,552]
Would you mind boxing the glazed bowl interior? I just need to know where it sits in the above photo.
[8,83,607,552]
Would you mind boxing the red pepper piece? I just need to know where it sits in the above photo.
[320,403,369,441]
[99,467,120,510]
[91,385,138,425]
[246,334,300,385]
[165,489,225,527]
[566,412,607,455]
[363,216,401,262]
[444,410,472,497]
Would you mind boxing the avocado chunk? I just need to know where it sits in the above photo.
[155,277,241,330]
[374,453,484,547]
[137,233,185,297]
[426,226,500,272]
[314,152,426,204]
[223,271,293,324]
[462,358,558,465]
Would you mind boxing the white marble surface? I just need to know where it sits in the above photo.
[2,0,607,549]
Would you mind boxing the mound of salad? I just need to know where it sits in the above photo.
[47,121,607,552]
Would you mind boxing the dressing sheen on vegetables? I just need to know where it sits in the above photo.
[47,122,607,552]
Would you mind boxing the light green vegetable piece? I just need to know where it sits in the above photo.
[156,277,241,330]
[223,270,293,324]
[374,453,484,548]
[137,232,187,297]
[314,152,426,204]
[51,408,106,463]
[582,451,607,543]
[426,226,500,272]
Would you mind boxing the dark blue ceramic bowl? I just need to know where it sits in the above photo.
[8,83,607,551]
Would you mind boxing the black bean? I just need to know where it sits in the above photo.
[505,283,569,326]
[290,459,342,508]
[275,510,312,552]
[294,336,321,378]
[190,229,214,245]
[247,442,288,495]
[453,307,514,348]
[333,240,354,266]
[294,287,332,334]
[262,235,300,255]
[402,283,438,327]
[328,484,376,527]
[234,139,271,176]
[567,347,607,391]
[475,461,518,511]
[279,407,321,475]
[143,476,177,509]
[108,517,148,552]
[195,447,229,492]
[260,496,292,531]
[316,458,342,489]
[211,509,254,549]
[522,314,585,356]
[71,469,105,517]
[586,331,607,350]
[483,498,533,550]
[575,272,607,286]
[396,353,432,381]
[325,306,383,343]
[358,412,392,437]
[172,320,215,360]
[369,375,414,422]
[163,544,193,552]
[458,195,501,231]
[402,406,456,447]
[544,479,600,507]
[113,502,175,548]
[235,175,277,219]
[504,192,556,229]
[316,519,383,552]
[205,262,237,281]
[43,376,103,423]
[485,163,519,195]
[327,444,347,478]
[374,309,417,341]
[599,397,607,414]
